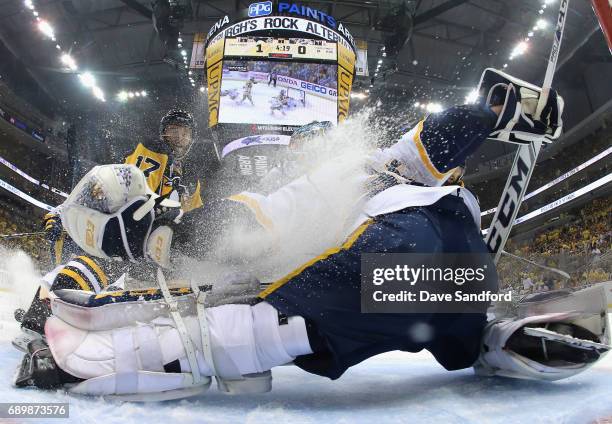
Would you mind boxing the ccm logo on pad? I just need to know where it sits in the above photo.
[248,1,272,17]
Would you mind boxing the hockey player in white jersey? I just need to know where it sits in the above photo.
[239,77,256,105]
[12,70,609,400]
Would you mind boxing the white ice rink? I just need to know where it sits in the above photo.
[218,80,337,126]
[1,270,611,423]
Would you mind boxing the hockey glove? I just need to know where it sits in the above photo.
[43,211,63,243]
[477,68,564,144]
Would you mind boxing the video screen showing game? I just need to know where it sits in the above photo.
[218,60,338,126]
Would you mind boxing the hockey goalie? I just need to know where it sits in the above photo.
[13,69,609,401]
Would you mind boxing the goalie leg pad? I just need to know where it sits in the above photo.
[44,301,312,397]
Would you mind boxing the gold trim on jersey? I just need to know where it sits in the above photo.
[227,193,274,231]
[182,180,204,212]
[258,220,373,298]
[412,120,453,181]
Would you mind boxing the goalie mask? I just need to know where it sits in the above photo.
[477,68,564,144]
[61,164,177,264]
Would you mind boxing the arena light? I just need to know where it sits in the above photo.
[509,41,528,59]
[464,89,479,104]
[199,86,206,93]
[141,90,147,97]
[135,92,141,97]
[426,103,443,113]
[117,91,128,102]
[24,0,34,10]
[544,0,555,4]
[177,37,183,43]
[128,92,134,98]
[92,86,105,102]
[37,20,54,39]
[350,92,368,100]
[78,72,95,88]
[55,44,60,49]
[181,50,187,56]
[60,53,77,71]
[535,19,548,30]
[414,101,420,107]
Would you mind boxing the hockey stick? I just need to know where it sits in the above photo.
[0,231,46,239]
[485,0,570,264]
[501,250,571,279]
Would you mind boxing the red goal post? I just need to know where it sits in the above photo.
[592,0,612,53]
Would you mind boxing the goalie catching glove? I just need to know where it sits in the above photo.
[60,164,180,267]
[477,68,564,144]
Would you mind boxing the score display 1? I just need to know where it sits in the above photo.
[224,37,337,61]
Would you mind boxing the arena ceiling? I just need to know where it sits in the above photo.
[0,0,609,128]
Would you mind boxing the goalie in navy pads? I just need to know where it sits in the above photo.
[13,71,609,399]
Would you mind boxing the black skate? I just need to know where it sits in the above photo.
[14,338,82,389]
[12,287,52,352]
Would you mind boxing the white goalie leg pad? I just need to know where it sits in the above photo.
[45,301,312,397]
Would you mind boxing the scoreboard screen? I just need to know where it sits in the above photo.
[224,37,337,61]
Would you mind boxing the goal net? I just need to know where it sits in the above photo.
[286,87,306,106]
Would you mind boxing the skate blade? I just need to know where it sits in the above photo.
[524,327,611,351]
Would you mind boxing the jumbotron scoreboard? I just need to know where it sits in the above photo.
[224,37,337,61]
[201,1,356,193]
[204,1,357,129]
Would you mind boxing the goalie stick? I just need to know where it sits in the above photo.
[485,0,571,264]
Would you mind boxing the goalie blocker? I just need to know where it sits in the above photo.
[477,68,564,144]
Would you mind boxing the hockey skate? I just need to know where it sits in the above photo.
[475,283,610,381]
[12,286,51,353]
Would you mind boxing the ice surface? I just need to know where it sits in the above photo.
[1,286,611,423]
[1,248,610,423]
[218,80,337,125]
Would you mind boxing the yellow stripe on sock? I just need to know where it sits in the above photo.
[78,256,109,288]
[59,269,91,291]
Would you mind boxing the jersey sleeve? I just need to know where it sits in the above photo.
[420,104,497,173]
[51,256,110,293]
[373,104,497,187]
